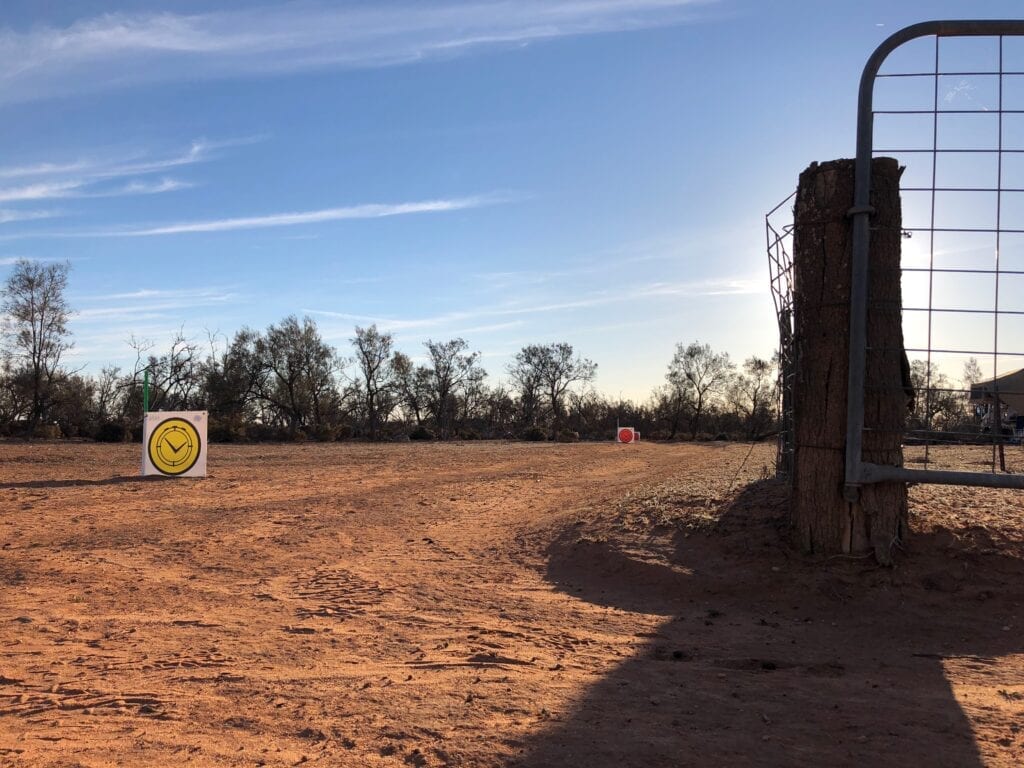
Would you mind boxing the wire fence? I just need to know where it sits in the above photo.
[766,193,795,478]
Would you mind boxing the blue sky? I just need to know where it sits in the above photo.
[1,0,1022,400]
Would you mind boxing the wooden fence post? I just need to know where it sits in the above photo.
[791,158,908,564]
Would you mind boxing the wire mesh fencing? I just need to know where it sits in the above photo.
[849,21,1024,488]
[766,193,796,479]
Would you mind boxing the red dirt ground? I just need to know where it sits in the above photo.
[2,440,1024,767]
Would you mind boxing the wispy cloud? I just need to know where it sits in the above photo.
[0,138,244,181]
[0,2,713,104]
[74,286,239,321]
[306,276,760,332]
[0,254,74,266]
[0,137,259,227]
[80,286,234,302]
[636,277,760,297]
[0,176,191,203]
[59,195,498,237]
[0,209,60,224]
[0,180,83,202]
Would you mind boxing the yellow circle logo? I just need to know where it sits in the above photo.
[147,417,202,476]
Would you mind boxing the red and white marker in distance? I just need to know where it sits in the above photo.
[617,427,635,444]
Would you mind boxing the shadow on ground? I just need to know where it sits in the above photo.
[519,480,1024,767]
[3,475,169,489]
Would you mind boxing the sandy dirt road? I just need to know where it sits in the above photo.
[2,441,1024,767]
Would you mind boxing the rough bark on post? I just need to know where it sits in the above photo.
[791,158,908,565]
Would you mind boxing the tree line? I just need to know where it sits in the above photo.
[3,258,780,442]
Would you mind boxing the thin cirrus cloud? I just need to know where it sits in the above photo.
[87,177,194,198]
[77,195,499,237]
[0,195,499,241]
[79,286,237,302]
[74,287,239,321]
[0,180,83,203]
[0,1,715,103]
[0,208,60,224]
[0,176,190,203]
[0,137,262,228]
[305,276,761,333]
[0,137,260,182]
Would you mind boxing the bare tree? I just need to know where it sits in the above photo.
[256,316,341,434]
[962,357,984,389]
[649,382,690,440]
[960,356,985,429]
[666,341,734,439]
[507,352,544,429]
[351,324,396,440]
[93,366,124,424]
[458,364,488,431]
[509,343,596,433]
[0,259,73,435]
[482,383,516,436]
[203,327,266,435]
[128,329,203,413]
[0,358,31,433]
[908,360,968,432]
[50,373,97,438]
[424,338,482,439]
[727,356,778,439]
[391,351,431,426]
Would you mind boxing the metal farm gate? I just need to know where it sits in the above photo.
[848,20,1024,493]
[772,20,1024,493]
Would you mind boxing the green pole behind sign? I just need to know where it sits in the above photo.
[143,368,149,414]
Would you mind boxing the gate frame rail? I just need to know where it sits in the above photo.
[846,19,1024,498]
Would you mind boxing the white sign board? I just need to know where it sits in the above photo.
[142,411,208,478]
[616,427,636,444]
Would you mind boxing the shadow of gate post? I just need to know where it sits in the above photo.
[514,479,1022,767]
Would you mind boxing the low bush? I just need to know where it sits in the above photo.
[95,421,126,443]
[245,423,280,442]
[409,425,435,441]
[521,426,549,442]
[208,417,246,443]
[39,423,62,439]
[310,425,337,442]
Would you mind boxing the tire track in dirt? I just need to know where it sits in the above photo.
[0,441,777,767]
[286,566,389,620]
